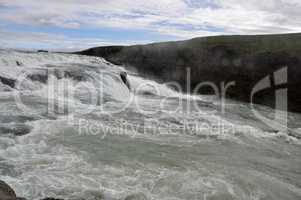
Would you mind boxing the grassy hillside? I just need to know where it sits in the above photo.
[75,33,301,113]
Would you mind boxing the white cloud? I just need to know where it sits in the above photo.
[0,29,151,51]
[0,0,301,49]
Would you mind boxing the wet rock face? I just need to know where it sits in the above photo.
[120,71,131,90]
[27,67,91,84]
[0,76,16,89]
[27,72,48,84]
[37,50,49,53]
[0,180,17,200]
[0,123,32,136]
[16,61,22,66]
[0,66,92,90]
[0,180,66,200]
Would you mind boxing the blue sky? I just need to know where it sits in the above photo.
[0,0,300,51]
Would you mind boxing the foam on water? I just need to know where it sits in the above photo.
[0,50,300,200]
[0,119,241,200]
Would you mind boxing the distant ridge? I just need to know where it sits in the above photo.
[75,33,301,113]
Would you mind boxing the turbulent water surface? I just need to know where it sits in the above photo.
[0,50,300,200]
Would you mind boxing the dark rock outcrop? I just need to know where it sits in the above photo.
[0,180,17,200]
[120,71,131,90]
[0,123,32,136]
[0,76,16,88]
[37,50,49,53]
[27,67,90,84]
[16,61,22,66]
[76,33,301,113]
[0,180,65,200]
[0,67,91,89]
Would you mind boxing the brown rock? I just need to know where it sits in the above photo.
[0,180,17,200]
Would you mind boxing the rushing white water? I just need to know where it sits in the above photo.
[0,50,300,200]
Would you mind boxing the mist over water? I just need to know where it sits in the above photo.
[0,50,300,200]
